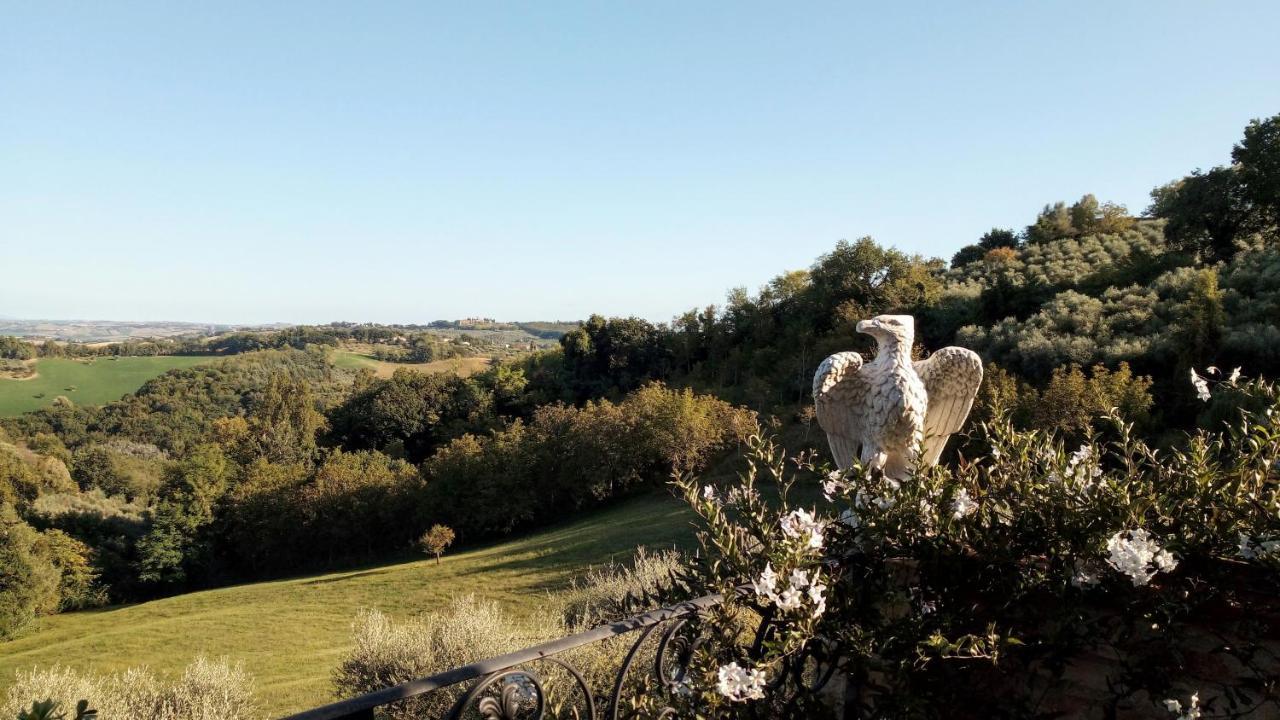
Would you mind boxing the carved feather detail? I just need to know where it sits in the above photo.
[812,315,981,477]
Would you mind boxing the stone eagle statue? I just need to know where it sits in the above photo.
[813,315,982,478]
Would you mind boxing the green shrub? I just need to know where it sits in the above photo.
[0,505,60,640]
[334,550,675,719]
[659,374,1280,717]
[334,597,553,719]
[1,657,256,720]
[422,383,754,538]
[558,546,682,628]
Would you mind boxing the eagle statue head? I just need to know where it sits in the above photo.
[855,314,914,350]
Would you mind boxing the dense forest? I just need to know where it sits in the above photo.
[1,114,1278,641]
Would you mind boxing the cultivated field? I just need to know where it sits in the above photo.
[331,349,492,379]
[0,492,695,717]
[0,356,213,417]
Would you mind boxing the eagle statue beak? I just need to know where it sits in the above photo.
[855,319,876,334]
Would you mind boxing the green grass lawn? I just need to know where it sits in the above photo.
[0,356,213,417]
[0,492,698,717]
[331,349,491,379]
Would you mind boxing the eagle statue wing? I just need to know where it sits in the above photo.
[913,347,983,467]
[813,351,867,469]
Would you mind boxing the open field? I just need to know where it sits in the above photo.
[0,492,697,717]
[0,356,214,417]
[331,349,492,379]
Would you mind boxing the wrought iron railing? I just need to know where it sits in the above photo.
[280,592,729,720]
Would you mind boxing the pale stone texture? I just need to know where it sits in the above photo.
[813,315,982,478]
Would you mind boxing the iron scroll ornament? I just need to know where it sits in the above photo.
[281,590,841,720]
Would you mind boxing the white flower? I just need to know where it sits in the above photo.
[1106,529,1178,586]
[776,587,804,611]
[990,445,1002,460]
[752,563,779,601]
[1229,367,1242,384]
[854,477,900,512]
[780,509,826,550]
[716,662,766,702]
[822,471,849,501]
[1190,369,1211,402]
[759,565,827,617]
[806,579,827,618]
[1069,445,1092,466]
[950,489,978,519]
[1053,444,1103,492]
[787,568,810,590]
[1154,548,1178,572]
[702,485,719,503]
[1163,692,1200,719]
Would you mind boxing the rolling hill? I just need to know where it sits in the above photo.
[0,356,215,417]
[0,492,697,717]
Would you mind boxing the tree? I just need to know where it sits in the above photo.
[419,524,455,565]
[1027,195,1132,244]
[1026,201,1074,244]
[1148,168,1250,260]
[559,315,672,399]
[1173,268,1226,373]
[951,228,1019,268]
[248,371,324,465]
[0,504,60,640]
[136,445,230,588]
[0,336,38,360]
[1232,114,1280,225]
[326,369,493,463]
[1032,363,1154,439]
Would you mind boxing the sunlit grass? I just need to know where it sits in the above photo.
[0,356,213,417]
[0,492,697,717]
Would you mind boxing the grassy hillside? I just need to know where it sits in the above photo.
[0,356,213,417]
[0,492,696,717]
[331,349,492,379]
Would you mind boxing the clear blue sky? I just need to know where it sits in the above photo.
[3,2,1278,325]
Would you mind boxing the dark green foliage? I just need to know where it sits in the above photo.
[245,371,324,465]
[28,491,149,603]
[559,315,672,399]
[325,368,493,463]
[217,450,421,575]
[136,445,230,589]
[1232,114,1280,226]
[1148,168,1252,260]
[1148,114,1280,261]
[950,227,1019,268]
[422,383,754,538]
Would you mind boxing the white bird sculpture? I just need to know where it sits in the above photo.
[813,315,982,478]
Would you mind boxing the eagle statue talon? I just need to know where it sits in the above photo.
[813,315,982,479]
